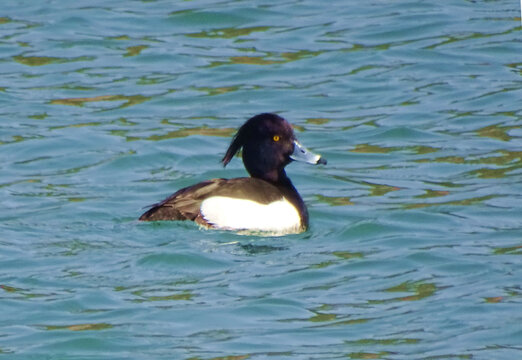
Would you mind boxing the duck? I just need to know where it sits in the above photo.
[139,113,326,234]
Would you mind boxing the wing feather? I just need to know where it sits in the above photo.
[139,178,282,222]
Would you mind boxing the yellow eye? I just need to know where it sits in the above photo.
[273,135,280,142]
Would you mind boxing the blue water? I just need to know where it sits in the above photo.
[1,1,521,359]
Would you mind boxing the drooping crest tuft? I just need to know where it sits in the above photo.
[222,130,244,166]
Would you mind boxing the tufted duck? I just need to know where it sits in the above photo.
[139,113,326,234]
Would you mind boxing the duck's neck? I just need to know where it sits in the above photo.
[263,170,309,229]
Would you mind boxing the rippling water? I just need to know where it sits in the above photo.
[1,1,521,359]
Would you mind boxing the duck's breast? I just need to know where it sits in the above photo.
[200,195,301,233]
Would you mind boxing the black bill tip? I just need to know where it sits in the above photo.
[317,157,327,165]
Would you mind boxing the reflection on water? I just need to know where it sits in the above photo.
[124,45,149,57]
[127,126,235,141]
[315,194,354,206]
[1,0,521,359]
[206,50,322,67]
[187,26,271,39]
[382,281,438,302]
[50,94,151,109]
[43,323,113,331]
[13,55,95,66]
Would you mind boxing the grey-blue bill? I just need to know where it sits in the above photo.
[290,140,327,165]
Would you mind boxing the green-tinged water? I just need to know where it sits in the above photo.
[1,1,521,359]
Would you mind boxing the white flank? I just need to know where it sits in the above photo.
[200,196,301,233]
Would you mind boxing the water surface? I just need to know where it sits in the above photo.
[1,1,521,359]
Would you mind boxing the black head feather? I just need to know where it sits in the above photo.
[222,113,291,167]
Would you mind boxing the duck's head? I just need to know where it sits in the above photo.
[222,113,326,183]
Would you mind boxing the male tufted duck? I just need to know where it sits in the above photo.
[139,113,326,234]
